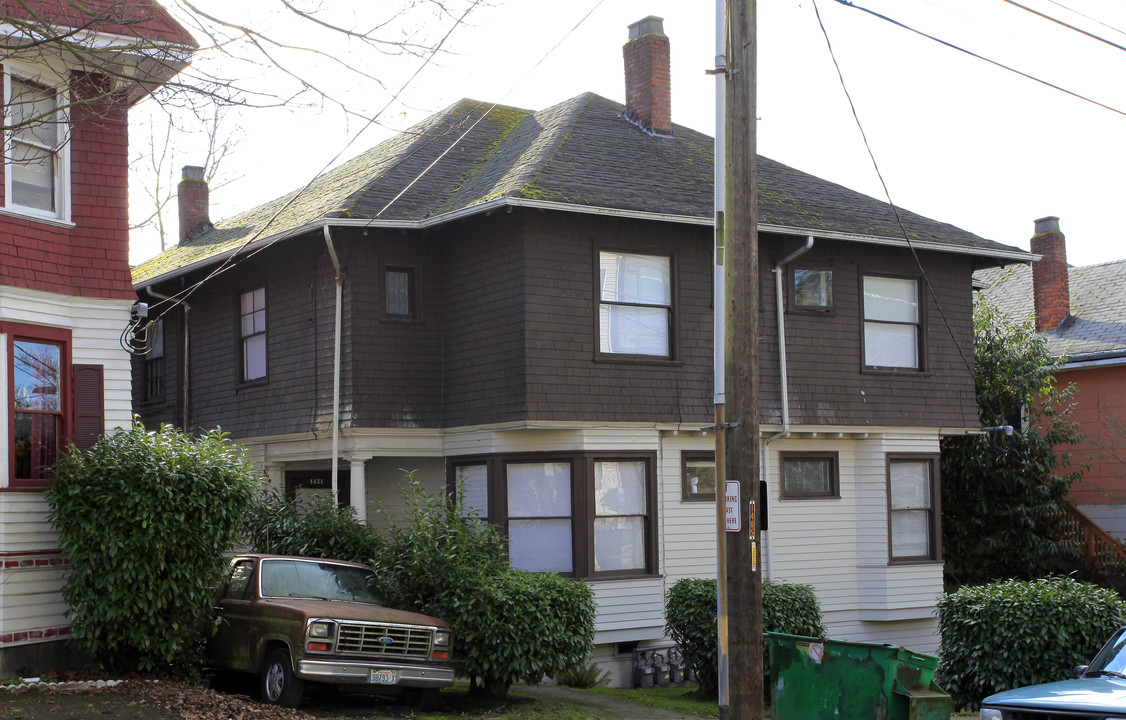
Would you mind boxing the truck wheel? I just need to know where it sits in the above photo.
[259,648,304,707]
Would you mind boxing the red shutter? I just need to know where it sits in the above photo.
[72,364,104,450]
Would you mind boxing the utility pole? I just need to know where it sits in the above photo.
[721,0,763,718]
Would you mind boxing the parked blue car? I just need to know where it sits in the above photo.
[979,627,1126,719]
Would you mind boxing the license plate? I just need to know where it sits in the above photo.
[370,669,397,685]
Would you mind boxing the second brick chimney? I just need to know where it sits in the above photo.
[178,165,211,244]
[623,16,672,136]
[1030,216,1070,331]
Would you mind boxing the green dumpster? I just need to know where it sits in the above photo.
[765,632,952,720]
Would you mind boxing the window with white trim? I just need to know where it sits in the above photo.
[4,67,69,220]
[598,251,671,358]
[888,456,940,562]
[239,287,267,382]
[863,275,921,369]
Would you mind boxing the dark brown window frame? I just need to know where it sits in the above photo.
[237,285,268,385]
[447,451,659,580]
[860,272,926,373]
[779,451,840,499]
[594,247,678,364]
[789,265,835,313]
[681,451,716,501]
[143,318,164,402]
[886,453,942,564]
[381,264,421,322]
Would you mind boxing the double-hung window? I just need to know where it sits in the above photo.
[239,288,267,382]
[863,275,921,369]
[598,251,671,358]
[452,453,656,578]
[143,319,165,402]
[13,336,63,484]
[5,68,69,220]
[888,456,940,562]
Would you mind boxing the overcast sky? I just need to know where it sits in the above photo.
[130,0,1126,268]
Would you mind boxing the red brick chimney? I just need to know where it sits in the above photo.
[177,165,211,244]
[623,16,672,136]
[1030,216,1070,331]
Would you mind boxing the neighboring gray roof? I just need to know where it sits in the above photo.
[134,93,1030,284]
[976,260,1126,361]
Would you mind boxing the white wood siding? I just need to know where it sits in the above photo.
[591,578,666,644]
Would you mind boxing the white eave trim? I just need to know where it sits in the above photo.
[134,197,1035,287]
[1062,353,1126,371]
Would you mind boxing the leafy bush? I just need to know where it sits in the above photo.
[241,487,384,563]
[937,576,1126,710]
[370,478,595,697]
[46,423,259,675]
[665,578,825,698]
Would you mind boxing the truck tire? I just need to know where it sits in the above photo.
[259,648,305,707]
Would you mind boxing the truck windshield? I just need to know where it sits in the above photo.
[260,559,383,604]
[1087,628,1126,676]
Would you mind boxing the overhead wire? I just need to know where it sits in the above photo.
[833,0,1126,118]
[811,0,975,375]
[128,0,487,341]
[1001,0,1126,53]
[1045,0,1126,39]
[130,0,606,350]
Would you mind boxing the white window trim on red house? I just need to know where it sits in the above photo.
[3,59,72,226]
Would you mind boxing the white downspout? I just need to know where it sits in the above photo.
[761,236,814,580]
[145,286,190,431]
[323,226,344,503]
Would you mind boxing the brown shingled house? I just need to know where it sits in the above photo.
[131,17,1030,683]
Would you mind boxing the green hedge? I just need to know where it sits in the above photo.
[46,424,259,676]
[242,487,384,564]
[937,576,1126,710]
[665,578,826,697]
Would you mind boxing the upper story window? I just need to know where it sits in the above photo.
[383,267,416,320]
[888,455,940,562]
[598,251,671,358]
[793,268,833,310]
[863,275,921,370]
[4,67,70,222]
[239,287,267,382]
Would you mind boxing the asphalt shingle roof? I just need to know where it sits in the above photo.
[976,261,1126,359]
[133,93,1028,284]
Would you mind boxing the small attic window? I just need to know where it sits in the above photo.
[793,267,833,310]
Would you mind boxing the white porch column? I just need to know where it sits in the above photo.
[349,459,368,522]
[263,463,284,491]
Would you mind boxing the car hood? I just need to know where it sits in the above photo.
[261,597,450,628]
[982,677,1126,711]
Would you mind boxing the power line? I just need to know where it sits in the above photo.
[834,0,1126,118]
[1045,0,1126,39]
[1001,0,1126,54]
[812,0,975,375]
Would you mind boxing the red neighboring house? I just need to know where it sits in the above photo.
[978,217,1126,540]
[0,0,193,672]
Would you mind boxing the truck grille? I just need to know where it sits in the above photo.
[336,623,433,660]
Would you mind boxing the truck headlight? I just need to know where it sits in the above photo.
[979,709,1002,720]
[433,630,451,647]
[308,621,334,640]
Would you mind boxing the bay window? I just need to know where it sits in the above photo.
[451,452,657,578]
[888,455,940,562]
[598,250,671,358]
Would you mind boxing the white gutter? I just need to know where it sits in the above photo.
[1062,354,1126,371]
[761,236,815,582]
[323,226,344,504]
[144,285,189,431]
[134,200,1035,289]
